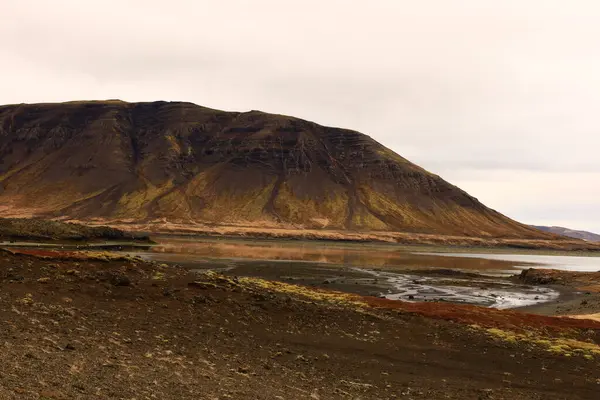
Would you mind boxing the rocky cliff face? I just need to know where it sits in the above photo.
[0,100,550,238]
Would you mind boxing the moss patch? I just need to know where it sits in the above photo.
[483,327,600,359]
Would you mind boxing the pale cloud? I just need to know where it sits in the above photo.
[1,0,599,231]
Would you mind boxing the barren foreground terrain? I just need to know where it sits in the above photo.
[0,248,599,399]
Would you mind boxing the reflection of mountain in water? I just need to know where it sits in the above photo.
[148,237,524,272]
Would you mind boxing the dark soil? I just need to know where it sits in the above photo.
[0,249,599,399]
[516,268,600,316]
[518,290,600,316]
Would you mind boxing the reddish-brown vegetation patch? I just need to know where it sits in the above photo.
[363,296,600,331]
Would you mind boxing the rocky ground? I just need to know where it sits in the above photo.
[517,268,600,318]
[0,248,600,399]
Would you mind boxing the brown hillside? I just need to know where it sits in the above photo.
[0,217,149,242]
[0,101,552,238]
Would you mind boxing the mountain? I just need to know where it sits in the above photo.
[0,100,553,239]
[532,226,600,242]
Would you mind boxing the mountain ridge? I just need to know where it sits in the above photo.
[0,100,554,239]
[532,226,600,242]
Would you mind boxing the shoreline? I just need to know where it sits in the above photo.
[64,220,600,252]
[513,269,600,318]
[4,238,600,322]
[4,240,598,315]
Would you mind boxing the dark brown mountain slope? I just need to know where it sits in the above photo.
[0,100,552,238]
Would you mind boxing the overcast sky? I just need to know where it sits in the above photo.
[1,0,599,232]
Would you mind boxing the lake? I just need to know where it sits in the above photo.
[4,235,598,309]
[119,236,600,309]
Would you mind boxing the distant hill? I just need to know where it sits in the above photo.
[532,226,600,242]
[0,218,147,242]
[0,100,555,238]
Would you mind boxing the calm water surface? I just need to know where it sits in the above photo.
[418,252,600,272]
[136,236,600,273]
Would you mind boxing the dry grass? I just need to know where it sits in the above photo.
[69,220,600,251]
[482,326,600,359]
[1,248,139,262]
[237,274,368,309]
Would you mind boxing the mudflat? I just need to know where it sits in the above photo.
[516,268,600,318]
[1,248,599,399]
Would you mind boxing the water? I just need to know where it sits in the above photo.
[6,236,598,308]
[133,236,532,273]
[418,252,600,272]
[358,268,559,309]
[113,236,600,309]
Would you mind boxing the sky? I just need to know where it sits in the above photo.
[1,0,599,232]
